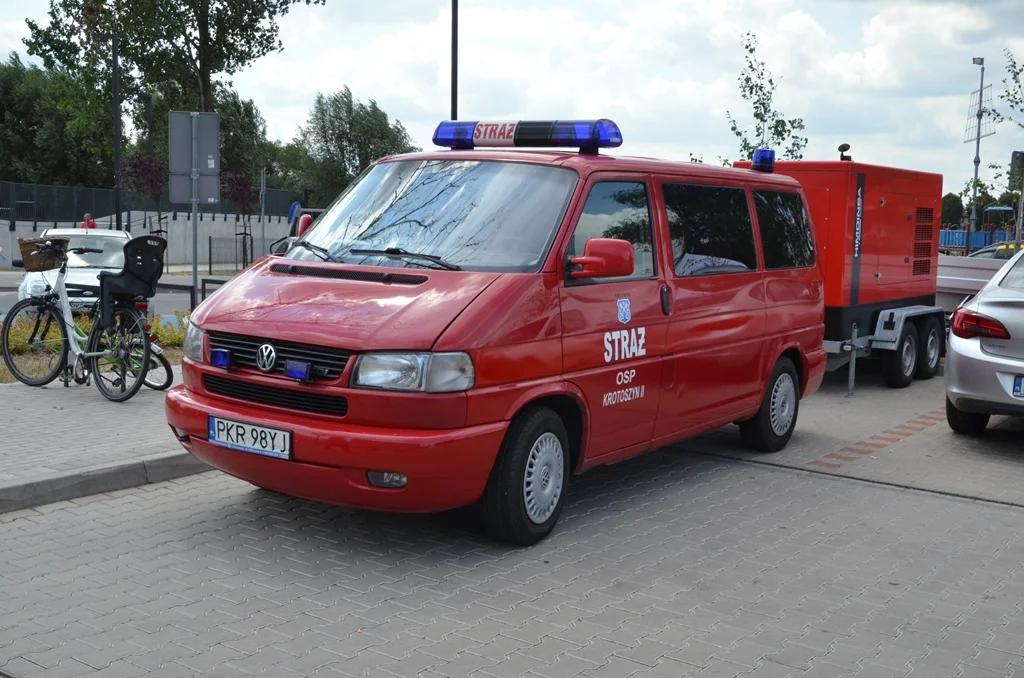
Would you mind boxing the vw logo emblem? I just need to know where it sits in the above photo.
[255,344,277,372]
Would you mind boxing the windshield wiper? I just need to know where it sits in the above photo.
[293,240,340,263]
[349,247,461,271]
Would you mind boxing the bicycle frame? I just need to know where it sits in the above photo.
[35,261,103,380]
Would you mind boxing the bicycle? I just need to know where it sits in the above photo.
[1,235,167,402]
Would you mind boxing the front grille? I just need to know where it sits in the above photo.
[204,374,349,416]
[208,332,351,379]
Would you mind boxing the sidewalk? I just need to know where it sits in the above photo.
[0,366,209,513]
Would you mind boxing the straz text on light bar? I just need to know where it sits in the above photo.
[432,119,623,151]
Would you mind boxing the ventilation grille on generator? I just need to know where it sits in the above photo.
[912,206,935,276]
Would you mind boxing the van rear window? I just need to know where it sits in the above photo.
[752,191,815,270]
[293,159,578,273]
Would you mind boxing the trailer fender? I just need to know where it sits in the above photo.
[868,305,946,351]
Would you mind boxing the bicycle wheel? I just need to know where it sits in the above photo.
[88,307,151,402]
[143,351,174,390]
[1,298,68,386]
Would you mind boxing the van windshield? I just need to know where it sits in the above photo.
[288,159,578,272]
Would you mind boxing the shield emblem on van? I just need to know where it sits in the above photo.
[617,298,631,324]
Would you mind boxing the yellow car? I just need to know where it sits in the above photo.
[969,242,1022,260]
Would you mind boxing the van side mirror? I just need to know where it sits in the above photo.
[269,237,296,256]
[568,238,635,280]
[12,259,24,269]
[296,214,314,238]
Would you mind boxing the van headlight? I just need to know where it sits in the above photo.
[183,322,205,362]
[351,352,475,392]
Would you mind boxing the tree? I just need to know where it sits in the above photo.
[725,33,808,162]
[26,0,327,113]
[221,171,257,215]
[296,86,419,206]
[121,153,165,203]
[941,192,964,226]
[0,52,113,187]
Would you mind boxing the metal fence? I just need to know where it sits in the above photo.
[1,179,295,230]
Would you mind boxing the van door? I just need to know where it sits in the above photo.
[559,174,668,461]
[651,178,767,440]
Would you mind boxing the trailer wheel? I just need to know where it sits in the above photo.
[739,357,800,453]
[881,321,918,388]
[915,316,943,380]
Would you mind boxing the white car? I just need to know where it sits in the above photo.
[16,228,132,312]
[946,248,1024,434]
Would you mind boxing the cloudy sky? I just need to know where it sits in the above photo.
[2,0,1023,195]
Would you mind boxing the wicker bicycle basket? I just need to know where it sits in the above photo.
[17,237,70,272]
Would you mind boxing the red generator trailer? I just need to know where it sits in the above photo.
[737,146,947,392]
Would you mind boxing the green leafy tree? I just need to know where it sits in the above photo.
[25,0,327,112]
[296,86,419,206]
[0,52,113,186]
[941,192,964,226]
[725,33,808,162]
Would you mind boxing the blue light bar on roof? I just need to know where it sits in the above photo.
[432,119,623,151]
[751,148,775,173]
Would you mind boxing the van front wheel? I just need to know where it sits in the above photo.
[739,357,800,453]
[483,407,570,546]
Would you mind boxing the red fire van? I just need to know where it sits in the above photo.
[166,120,826,545]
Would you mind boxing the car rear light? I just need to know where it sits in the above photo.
[951,308,1011,340]
[136,302,148,310]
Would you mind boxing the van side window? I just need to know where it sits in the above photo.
[661,183,758,277]
[569,181,655,280]
[752,190,816,269]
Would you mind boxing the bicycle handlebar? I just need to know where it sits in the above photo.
[71,247,104,255]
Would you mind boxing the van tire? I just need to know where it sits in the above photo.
[915,316,943,380]
[739,357,800,453]
[881,321,918,388]
[482,407,570,546]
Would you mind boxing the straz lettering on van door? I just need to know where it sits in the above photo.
[601,298,647,406]
[603,298,646,363]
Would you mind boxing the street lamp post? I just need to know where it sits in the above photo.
[96,31,123,230]
[451,0,457,120]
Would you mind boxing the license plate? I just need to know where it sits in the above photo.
[208,416,292,459]
[150,344,163,355]
[1014,376,1023,398]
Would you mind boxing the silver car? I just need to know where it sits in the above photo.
[16,228,131,312]
[946,249,1024,435]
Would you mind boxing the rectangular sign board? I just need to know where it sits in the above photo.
[168,110,221,204]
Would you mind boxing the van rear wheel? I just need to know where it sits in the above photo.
[483,406,569,546]
[739,357,800,453]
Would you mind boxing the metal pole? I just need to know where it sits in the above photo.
[260,167,266,254]
[969,63,985,247]
[112,35,122,231]
[1016,171,1023,251]
[451,0,457,120]
[191,112,199,300]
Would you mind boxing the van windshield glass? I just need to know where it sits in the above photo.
[288,159,578,272]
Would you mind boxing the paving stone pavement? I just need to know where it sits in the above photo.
[4,448,1024,677]
[0,366,207,512]
[680,366,1024,506]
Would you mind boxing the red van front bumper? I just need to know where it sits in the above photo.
[165,385,508,513]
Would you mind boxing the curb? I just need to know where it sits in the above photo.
[0,451,211,514]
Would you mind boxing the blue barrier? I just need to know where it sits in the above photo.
[939,230,1010,250]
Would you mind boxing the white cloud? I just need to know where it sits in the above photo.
[2,0,1024,194]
